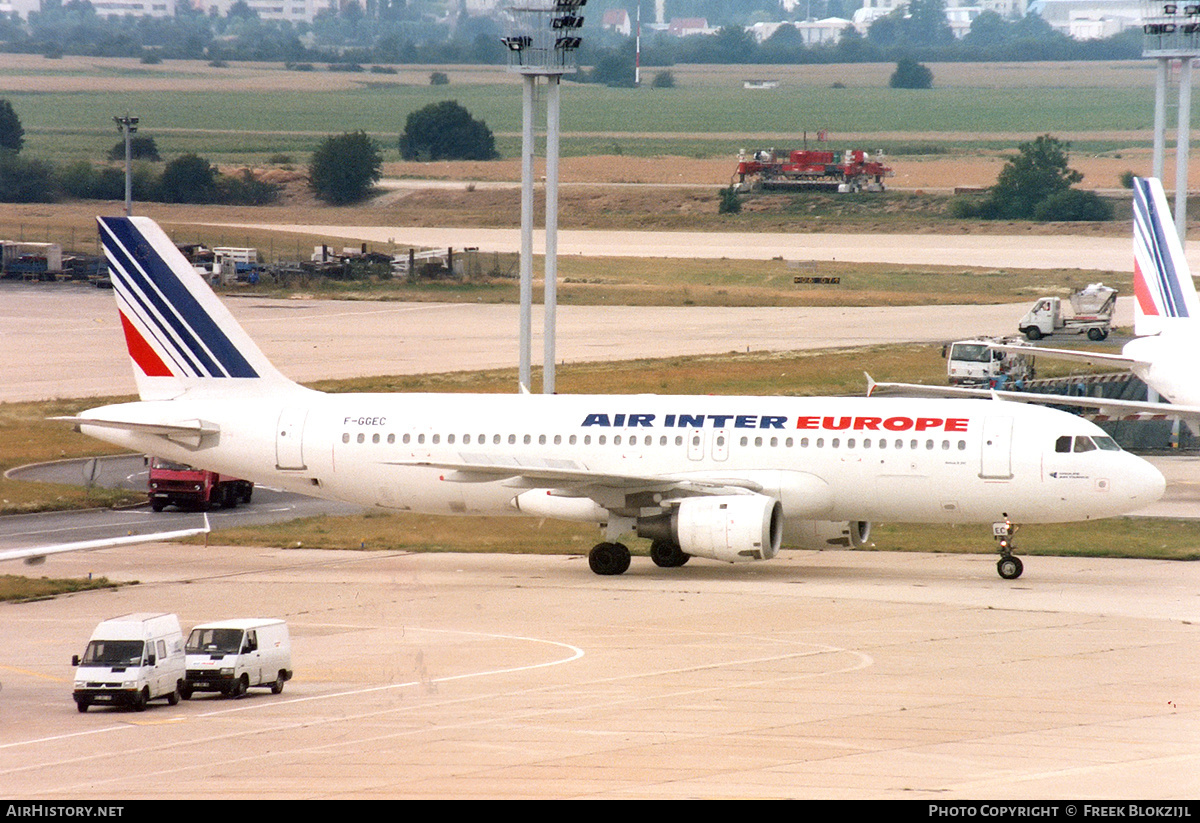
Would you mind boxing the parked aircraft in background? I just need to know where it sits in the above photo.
[873,177,1200,424]
[56,216,1164,580]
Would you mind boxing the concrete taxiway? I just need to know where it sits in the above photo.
[0,281,1135,403]
[3,250,1194,799]
[1,545,1198,799]
[219,223,1200,272]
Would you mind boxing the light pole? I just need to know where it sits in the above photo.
[113,114,139,217]
[1142,2,1200,241]
[502,1,584,395]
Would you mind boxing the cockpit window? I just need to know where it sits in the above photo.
[1058,435,1119,454]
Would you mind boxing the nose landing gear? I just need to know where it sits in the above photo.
[993,519,1024,580]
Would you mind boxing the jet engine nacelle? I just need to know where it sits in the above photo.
[673,494,783,563]
[786,520,871,551]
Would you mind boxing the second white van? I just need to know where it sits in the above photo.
[182,619,292,699]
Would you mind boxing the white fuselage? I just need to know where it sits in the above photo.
[79,391,1164,543]
[1124,330,1200,407]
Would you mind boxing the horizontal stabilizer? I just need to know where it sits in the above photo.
[52,415,219,449]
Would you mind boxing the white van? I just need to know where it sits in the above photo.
[182,619,292,699]
[72,613,186,713]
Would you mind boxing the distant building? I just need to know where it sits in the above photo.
[798,16,853,44]
[1032,0,1144,39]
[668,17,714,36]
[90,0,176,16]
[194,0,332,22]
[602,8,632,36]
[852,0,1028,36]
[0,0,43,17]
[749,18,852,44]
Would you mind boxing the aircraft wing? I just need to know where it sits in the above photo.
[0,517,210,566]
[867,377,1200,423]
[383,457,767,497]
[990,342,1148,370]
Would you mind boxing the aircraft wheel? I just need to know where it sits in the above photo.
[650,539,689,568]
[588,542,631,576]
[997,556,1024,580]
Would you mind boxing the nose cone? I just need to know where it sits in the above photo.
[1121,454,1166,512]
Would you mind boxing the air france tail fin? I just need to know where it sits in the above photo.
[98,216,299,401]
[1131,177,1200,337]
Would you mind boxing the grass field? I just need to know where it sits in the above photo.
[2,56,1174,167]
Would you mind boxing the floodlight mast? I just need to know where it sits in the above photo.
[1143,1,1200,240]
[503,0,584,395]
[114,113,139,217]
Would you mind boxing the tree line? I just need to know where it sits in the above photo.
[1,0,1143,68]
[0,98,497,206]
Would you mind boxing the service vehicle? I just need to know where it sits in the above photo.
[182,619,292,699]
[946,337,1034,388]
[72,613,186,712]
[1019,284,1117,341]
[148,456,253,511]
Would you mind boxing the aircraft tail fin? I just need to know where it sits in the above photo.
[1132,177,1200,337]
[98,216,299,401]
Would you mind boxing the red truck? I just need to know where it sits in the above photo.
[147,457,254,512]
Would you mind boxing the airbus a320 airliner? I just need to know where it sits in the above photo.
[61,217,1165,580]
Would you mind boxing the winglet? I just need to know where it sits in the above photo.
[864,373,877,397]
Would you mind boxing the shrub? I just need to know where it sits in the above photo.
[650,70,675,89]
[889,57,933,89]
[108,135,160,162]
[309,131,382,204]
[718,186,742,214]
[1033,189,1113,222]
[399,101,498,162]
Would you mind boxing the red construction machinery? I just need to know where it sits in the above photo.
[733,147,893,193]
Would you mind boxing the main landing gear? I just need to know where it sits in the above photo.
[588,538,692,575]
[588,541,631,575]
[993,519,1024,580]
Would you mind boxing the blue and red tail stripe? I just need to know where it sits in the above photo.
[99,216,259,380]
[1132,177,1192,320]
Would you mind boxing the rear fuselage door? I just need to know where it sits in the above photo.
[276,408,308,470]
